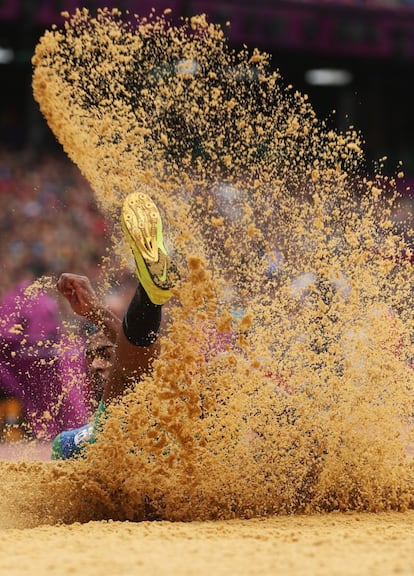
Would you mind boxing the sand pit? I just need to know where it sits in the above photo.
[1,447,413,576]
[1,441,414,574]
[0,8,413,573]
[1,511,413,576]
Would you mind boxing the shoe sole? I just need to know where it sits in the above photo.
[122,192,177,305]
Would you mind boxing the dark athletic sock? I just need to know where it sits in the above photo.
[122,284,162,347]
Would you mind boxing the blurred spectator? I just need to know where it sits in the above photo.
[0,279,90,439]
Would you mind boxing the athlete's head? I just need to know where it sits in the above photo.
[85,327,115,402]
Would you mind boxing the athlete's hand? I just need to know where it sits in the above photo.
[56,273,99,318]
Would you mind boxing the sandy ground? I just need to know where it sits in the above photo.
[0,511,413,576]
[1,444,414,576]
[0,441,52,462]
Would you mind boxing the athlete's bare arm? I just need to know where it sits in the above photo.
[56,273,122,343]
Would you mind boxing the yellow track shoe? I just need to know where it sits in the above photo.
[122,191,178,305]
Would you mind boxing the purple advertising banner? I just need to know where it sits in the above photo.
[1,0,414,59]
[0,0,19,20]
[190,0,414,59]
[0,0,182,24]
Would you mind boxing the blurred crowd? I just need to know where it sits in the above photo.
[0,148,108,298]
[0,148,116,442]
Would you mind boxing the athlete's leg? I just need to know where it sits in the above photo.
[102,284,161,403]
[102,191,178,404]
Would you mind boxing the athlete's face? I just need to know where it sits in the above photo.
[85,331,115,401]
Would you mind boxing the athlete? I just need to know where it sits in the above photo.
[50,306,117,459]
[51,191,178,459]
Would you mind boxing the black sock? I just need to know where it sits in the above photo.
[122,284,162,347]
